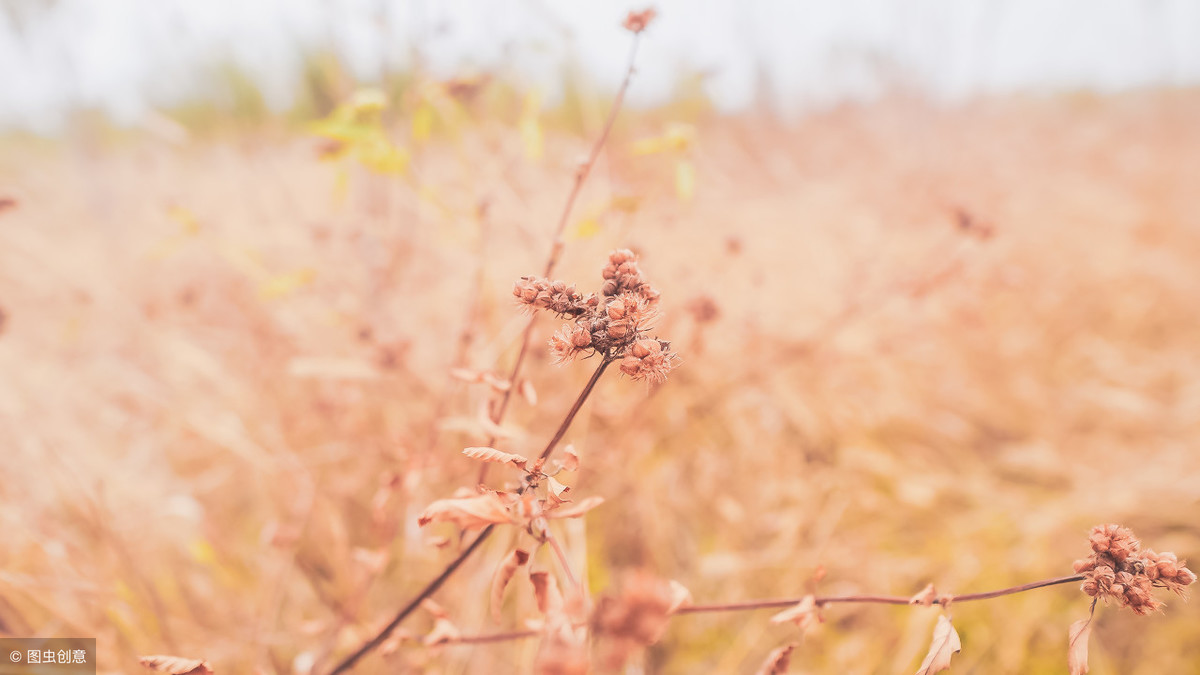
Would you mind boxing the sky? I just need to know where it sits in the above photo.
[2,0,1199,132]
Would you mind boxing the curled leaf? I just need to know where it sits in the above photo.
[756,643,798,675]
[491,548,531,623]
[916,615,962,675]
[544,496,604,520]
[530,570,565,615]
[462,446,529,470]
[418,493,510,530]
[547,476,572,504]
[1068,615,1094,675]
[770,595,821,633]
[138,656,214,675]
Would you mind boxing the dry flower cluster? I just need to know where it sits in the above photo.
[515,249,678,383]
[1074,524,1196,615]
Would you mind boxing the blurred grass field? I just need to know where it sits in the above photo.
[1,87,1199,674]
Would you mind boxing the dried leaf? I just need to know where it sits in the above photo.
[424,616,461,646]
[666,580,693,613]
[910,583,938,607]
[491,548,531,623]
[449,368,483,383]
[138,656,214,675]
[915,615,962,675]
[462,446,529,470]
[560,444,580,472]
[1068,616,1094,675]
[544,496,604,520]
[519,379,538,406]
[756,643,798,675]
[483,373,512,392]
[770,595,821,633]
[547,476,572,504]
[530,570,565,615]
[421,598,449,619]
[418,493,510,530]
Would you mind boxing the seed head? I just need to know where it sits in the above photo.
[1075,524,1196,615]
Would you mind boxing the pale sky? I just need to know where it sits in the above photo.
[2,0,1199,132]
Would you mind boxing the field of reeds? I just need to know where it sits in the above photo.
[1,43,1199,673]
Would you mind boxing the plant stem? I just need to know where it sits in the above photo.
[327,358,613,674]
[540,358,611,461]
[675,575,1086,614]
[477,33,642,486]
[326,526,496,675]
[434,574,1088,647]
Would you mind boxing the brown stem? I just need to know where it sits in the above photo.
[675,575,1086,614]
[540,357,612,461]
[327,358,613,674]
[545,527,581,593]
[326,527,496,675]
[428,574,1088,647]
[477,33,642,486]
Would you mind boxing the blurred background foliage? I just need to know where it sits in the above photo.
[1,3,1199,675]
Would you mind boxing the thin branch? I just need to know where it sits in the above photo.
[477,33,642,485]
[327,358,613,674]
[675,575,1086,614]
[428,574,1089,647]
[539,357,612,461]
[326,527,496,675]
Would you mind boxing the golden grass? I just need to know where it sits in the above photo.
[1,90,1198,674]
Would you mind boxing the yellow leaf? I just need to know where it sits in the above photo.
[259,268,317,300]
[675,159,696,202]
[572,216,602,240]
[187,538,218,567]
[412,102,435,143]
[519,90,544,161]
[167,205,201,235]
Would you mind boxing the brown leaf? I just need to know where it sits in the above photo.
[544,496,604,520]
[756,643,798,675]
[1068,615,1094,675]
[519,378,538,406]
[418,493,511,530]
[462,446,529,470]
[530,570,565,615]
[915,615,962,675]
[770,595,821,633]
[491,548,531,623]
[138,656,214,675]
[910,583,938,607]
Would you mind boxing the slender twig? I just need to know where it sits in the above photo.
[327,357,614,674]
[477,33,643,486]
[327,527,496,675]
[425,575,1088,646]
[674,575,1086,614]
[539,357,612,461]
[544,528,582,593]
